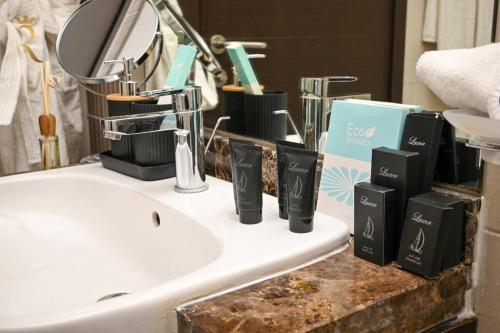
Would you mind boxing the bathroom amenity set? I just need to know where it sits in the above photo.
[229,138,318,233]
[327,100,467,279]
[97,39,467,277]
[317,99,422,231]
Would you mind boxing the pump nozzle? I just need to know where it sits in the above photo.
[104,57,137,96]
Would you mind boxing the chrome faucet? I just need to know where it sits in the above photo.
[300,76,358,152]
[100,86,228,193]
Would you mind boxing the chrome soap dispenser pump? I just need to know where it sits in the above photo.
[103,57,150,161]
[104,57,138,96]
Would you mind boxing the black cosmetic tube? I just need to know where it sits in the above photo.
[276,139,305,219]
[229,139,255,215]
[232,144,263,224]
[284,148,318,233]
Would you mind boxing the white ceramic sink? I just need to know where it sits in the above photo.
[0,164,349,333]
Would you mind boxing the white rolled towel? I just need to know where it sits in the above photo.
[416,43,500,120]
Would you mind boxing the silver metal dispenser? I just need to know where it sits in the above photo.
[104,57,138,96]
[300,76,357,152]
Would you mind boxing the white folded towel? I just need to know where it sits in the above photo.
[416,43,500,119]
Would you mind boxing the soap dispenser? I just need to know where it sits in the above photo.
[105,57,139,96]
[104,57,150,161]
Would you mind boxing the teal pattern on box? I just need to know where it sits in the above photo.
[320,166,370,207]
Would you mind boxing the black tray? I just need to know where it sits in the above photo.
[100,151,176,181]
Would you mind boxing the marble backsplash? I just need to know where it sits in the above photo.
[205,135,323,198]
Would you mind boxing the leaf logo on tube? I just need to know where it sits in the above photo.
[239,171,248,193]
[289,176,303,200]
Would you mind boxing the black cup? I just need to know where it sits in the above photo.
[130,100,175,166]
[244,91,287,141]
[107,99,136,161]
[223,87,245,135]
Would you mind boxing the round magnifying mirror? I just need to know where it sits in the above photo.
[56,0,161,85]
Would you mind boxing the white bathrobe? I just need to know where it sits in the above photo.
[0,0,82,176]
[423,0,495,49]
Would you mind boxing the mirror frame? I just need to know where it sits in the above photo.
[56,0,162,85]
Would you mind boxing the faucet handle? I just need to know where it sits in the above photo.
[300,76,358,98]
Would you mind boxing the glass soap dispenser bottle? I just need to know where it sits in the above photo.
[38,113,61,170]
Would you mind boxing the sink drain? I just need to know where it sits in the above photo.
[97,292,130,302]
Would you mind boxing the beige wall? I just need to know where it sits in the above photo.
[402,0,448,110]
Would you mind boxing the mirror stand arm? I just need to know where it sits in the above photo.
[153,0,227,86]
[138,31,164,89]
[77,81,108,98]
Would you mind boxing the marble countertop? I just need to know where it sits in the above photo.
[181,135,481,333]
[177,245,469,333]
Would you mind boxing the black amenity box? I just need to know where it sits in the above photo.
[371,147,420,250]
[400,112,444,193]
[354,182,396,266]
[396,197,453,278]
[415,192,465,270]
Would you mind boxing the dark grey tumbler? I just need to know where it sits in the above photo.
[130,100,175,166]
[223,88,245,135]
[244,91,287,141]
[108,99,136,161]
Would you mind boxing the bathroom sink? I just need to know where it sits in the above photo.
[0,164,349,333]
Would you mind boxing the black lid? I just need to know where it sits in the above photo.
[239,210,262,225]
[278,205,288,220]
[289,217,313,233]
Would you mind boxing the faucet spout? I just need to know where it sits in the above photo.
[99,86,209,193]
